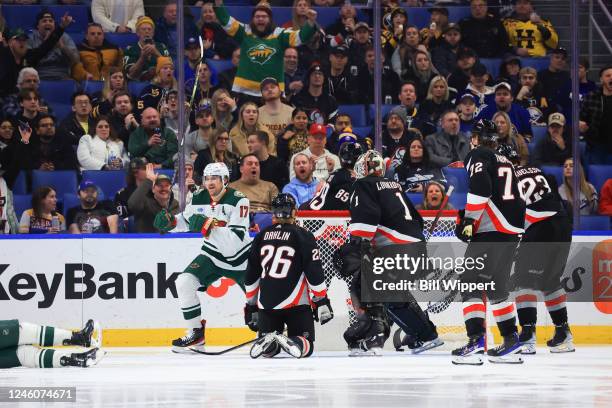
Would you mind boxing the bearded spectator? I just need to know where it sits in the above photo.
[283,152,319,207]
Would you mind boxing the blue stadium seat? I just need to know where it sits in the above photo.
[532,126,547,145]
[206,59,234,74]
[82,81,105,96]
[12,171,28,195]
[128,81,149,97]
[448,7,471,23]
[406,192,423,206]
[70,32,84,46]
[541,165,563,186]
[338,105,367,127]
[105,33,139,49]
[155,169,175,181]
[52,103,73,122]
[576,215,611,231]
[3,5,89,33]
[443,167,469,193]
[62,193,81,218]
[479,58,501,80]
[32,170,78,202]
[39,80,78,105]
[369,104,396,122]
[587,165,612,193]
[449,192,467,210]
[352,126,372,139]
[523,57,551,73]
[253,212,273,231]
[405,7,430,28]
[12,194,32,221]
[82,170,127,199]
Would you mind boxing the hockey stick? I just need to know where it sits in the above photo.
[425,185,454,242]
[188,337,258,356]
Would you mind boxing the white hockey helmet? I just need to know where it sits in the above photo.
[203,162,230,186]
[354,149,385,179]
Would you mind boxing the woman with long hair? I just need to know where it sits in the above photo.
[392,138,445,193]
[92,67,129,117]
[211,88,237,131]
[492,111,529,165]
[18,186,65,234]
[283,0,311,30]
[77,116,129,171]
[391,24,423,79]
[193,129,240,184]
[229,102,275,157]
[419,75,454,132]
[559,158,598,215]
[405,49,439,101]
[277,108,310,162]
[416,180,454,211]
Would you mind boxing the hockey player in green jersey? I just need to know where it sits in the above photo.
[154,163,253,353]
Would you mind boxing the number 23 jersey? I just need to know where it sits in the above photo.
[245,223,327,310]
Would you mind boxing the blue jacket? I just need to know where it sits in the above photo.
[282,178,320,207]
[476,103,533,138]
[154,16,199,60]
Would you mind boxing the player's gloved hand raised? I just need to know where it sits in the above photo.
[312,296,334,325]
[455,211,476,242]
[153,209,176,233]
[244,303,258,332]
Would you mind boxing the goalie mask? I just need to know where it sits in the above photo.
[354,150,385,179]
[203,162,230,187]
[472,119,499,145]
[271,193,296,219]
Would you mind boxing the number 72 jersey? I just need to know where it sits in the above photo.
[464,147,526,235]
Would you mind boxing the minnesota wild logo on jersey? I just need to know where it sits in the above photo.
[247,44,277,65]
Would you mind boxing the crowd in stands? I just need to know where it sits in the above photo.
[0,0,610,235]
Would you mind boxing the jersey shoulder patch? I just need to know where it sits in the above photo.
[232,189,246,198]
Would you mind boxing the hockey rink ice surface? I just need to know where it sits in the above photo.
[1,347,611,407]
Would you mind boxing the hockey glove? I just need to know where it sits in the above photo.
[312,296,334,325]
[244,303,259,332]
[455,212,476,243]
[153,209,176,233]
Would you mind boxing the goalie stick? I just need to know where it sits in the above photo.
[186,338,258,356]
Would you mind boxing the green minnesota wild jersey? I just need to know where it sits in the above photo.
[174,187,252,272]
[214,4,314,97]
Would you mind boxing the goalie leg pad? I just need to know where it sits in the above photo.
[386,300,438,342]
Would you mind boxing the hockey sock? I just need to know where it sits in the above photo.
[544,288,568,326]
[16,346,65,368]
[515,289,538,326]
[18,322,72,347]
[289,336,313,358]
[176,273,203,329]
[463,298,486,337]
[491,301,517,337]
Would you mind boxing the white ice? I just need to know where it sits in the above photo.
[1,346,611,408]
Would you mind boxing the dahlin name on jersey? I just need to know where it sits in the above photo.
[264,230,292,241]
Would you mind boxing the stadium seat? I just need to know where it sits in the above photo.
[52,103,73,122]
[82,170,127,199]
[532,126,547,145]
[587,165,612,193]
[253,212,273,231]
[3,5,89,33]
[352,126,372,139]
[576,215,611,231]
[39,80,78,105]
[448,7,471,23]
[369,104,396,122]
[206,59,234,74]
[82,81,105,96]
[406,192,423,206]
[523,57,551,73]
[70,32,85,46]
[338,105,367,127]
[443,167,469,193]
[480,58,501,79]
[128,81,149,97]
[62,193,81,218]
[405,7,430,28]
[105,33,139,49]
[155,169,175,181]
[32,170,78,202]
[449,192,467,210]
[12,171,28,195]
[12,194,32,221]
[541,165,563,186]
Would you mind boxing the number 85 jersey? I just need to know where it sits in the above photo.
[464,147,525,235]
[245,223,327,310]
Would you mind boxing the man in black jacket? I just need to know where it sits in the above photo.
[459,0,510,58]
[58,92,96,146]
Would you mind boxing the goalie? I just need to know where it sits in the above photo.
[244,193,333,359]
[153,163,252,353]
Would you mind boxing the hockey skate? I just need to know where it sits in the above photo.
[273,333,303,358]
[172,321,205,354]
[519,324,536,355]
[547,323,575,353]
[60,348,106,368]
[487,333,524,364]
[63,319,102,348]
[451,335,485,365]
[250,333,278,359]
[348,332,385,357]
[393,328,444,354]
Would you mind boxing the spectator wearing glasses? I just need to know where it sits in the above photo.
[58,92,96,147]
[193,128,240,185]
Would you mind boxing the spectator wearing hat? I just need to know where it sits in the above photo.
[172,158,198,205]
[258,77,295,137]
[135,57,178,118]
[128,107,178,169]
[283,47,305,101]
[213,0,317,102]
[458,93,478,134]
[382,106,419,159]
[196,1,239,60]
[421,6,450,50]
[497,54,522,93]
[391,138,445,193]
[503,0,558,57]
[579,65,612,164]
[458,0,510,58]
[0,22,68,98]
[455,62,495,117]
[532,112,571,167]
[476,81,533,140]
[355,44,401,105]
[415,180,454,211]
[347,22,372,69]
[154,1,199,60]
[72,22,123,82]
[283,152,319,207]
[77,116,129,171]
[289,123,340,181]
[424,110,471,168]
[325,45,360,105]
[58,91,96,146]
[128,163,180,233]
[27,10,79,80]
[114,157,148,222]
[124,16,171,81]
[229,153,278,213]
[183,36,205,86]
[430,23,463,78]
[66,180,119,234]
[292,63,339,125]
[515,66,550,126]
[447,46,477,95]
[184,104,214,161]
[537,47,570,111]
[108,91,138,146]
[92,0,145,33]
[2,68,53,120]
[247,130,288,191]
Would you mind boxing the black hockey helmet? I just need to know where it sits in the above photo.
[338,141,366,168]
[472,119,499,144]
[271,193,296,219]
[497,144,520,165]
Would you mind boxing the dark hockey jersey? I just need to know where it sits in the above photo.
[464,147,525,234]
[303,168,354,211]
[515,165,565,229]
[348,176,425,247]
[245,223,327,310]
